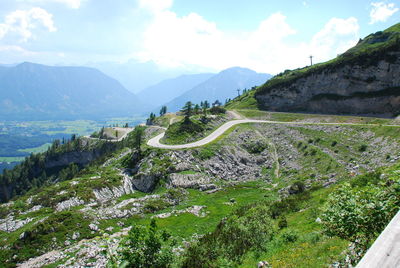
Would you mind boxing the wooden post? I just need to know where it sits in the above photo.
[309,55,313,66]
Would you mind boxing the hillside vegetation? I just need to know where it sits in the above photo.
[1,111,400,266]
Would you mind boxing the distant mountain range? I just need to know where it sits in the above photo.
[89,60,213,93]
[137,73,215,108]
[161,67,271,112]
[0,62,145,120]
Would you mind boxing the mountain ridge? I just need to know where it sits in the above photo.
[0,62,145,120]
[163,66,271,112]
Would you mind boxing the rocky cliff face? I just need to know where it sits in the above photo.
[255,49,400,117]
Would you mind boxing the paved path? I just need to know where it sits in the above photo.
[146,118,400,150]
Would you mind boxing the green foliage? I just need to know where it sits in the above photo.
[143,198,170,213]
[113,220,175,268]
[0,206,8,219]
[244,139,269,154]
[209,106,226,115]
[0,136,119,203]
[269,191,311,219]
[163,119,204,145]
[359,144,368,152]
[288,181,306,195]
[160,106,167,116]
[196,147,216,160]
[321,171,400,264]
[181,101,194,120]
[277,216,288,229]
[147,113,156,125]
[279,229,299,243]
[4,211,93,265]
[181,204,274,267]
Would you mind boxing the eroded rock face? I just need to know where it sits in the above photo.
[255,52,400,117]
[0,217,33,232]
[168,173,212,189]
[56,198,84,212]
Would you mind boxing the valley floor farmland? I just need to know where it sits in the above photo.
[0,117,145,174]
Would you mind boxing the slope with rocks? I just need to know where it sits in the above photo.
[1,111,400,267]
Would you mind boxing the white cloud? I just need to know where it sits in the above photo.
[369,2,399,24]
[19,0,82,9]
[0,7,56,42]
[136,4,359,74]
[139,0,173,13]
[310,17,359,57]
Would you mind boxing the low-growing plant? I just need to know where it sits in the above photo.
[358,144,368,152]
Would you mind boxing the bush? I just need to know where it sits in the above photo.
[359,144,368,152]
[196,147,215,160]
[288,181,306,195]
[244,139,269,154]
[280,230,298,243]
[321,178,400,260]
[182,204,274,267]
[209,106,226,115]
[278,216,288,229]
[143,199,170,213]
[113,219,175,268]
[0,206,8,219]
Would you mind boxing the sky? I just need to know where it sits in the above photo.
[0,0,399,74]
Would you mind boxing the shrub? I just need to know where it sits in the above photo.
[280,229,298,243]
[182,205,274,267]
[113,219,175,268]
[244,139,269,154]
[321,178,400,260]
[196,148,215,160]
[209,106,226,115]
[143,199,170,213]
[278,216,288,229]
[288,181,306,195]
[0,206,8,219]
[359,144,368,152]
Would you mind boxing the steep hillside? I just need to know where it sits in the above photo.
[164,67,271,112]
[137,73,214,108]
[1,111,400,267]
[254,23,400,117]
[0,62,145,120]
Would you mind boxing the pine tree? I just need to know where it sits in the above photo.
[181,101,193,120]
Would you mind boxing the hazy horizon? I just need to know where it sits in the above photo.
[0,0,399,75]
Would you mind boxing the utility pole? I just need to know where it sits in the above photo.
[237,88,241,97]
[309,55,313,66]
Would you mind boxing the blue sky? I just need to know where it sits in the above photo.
[0,0,399,74]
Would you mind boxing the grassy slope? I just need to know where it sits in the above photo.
[160,114,229,145]
[2,116,400,266]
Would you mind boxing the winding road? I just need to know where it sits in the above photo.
[147,113,400,150]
